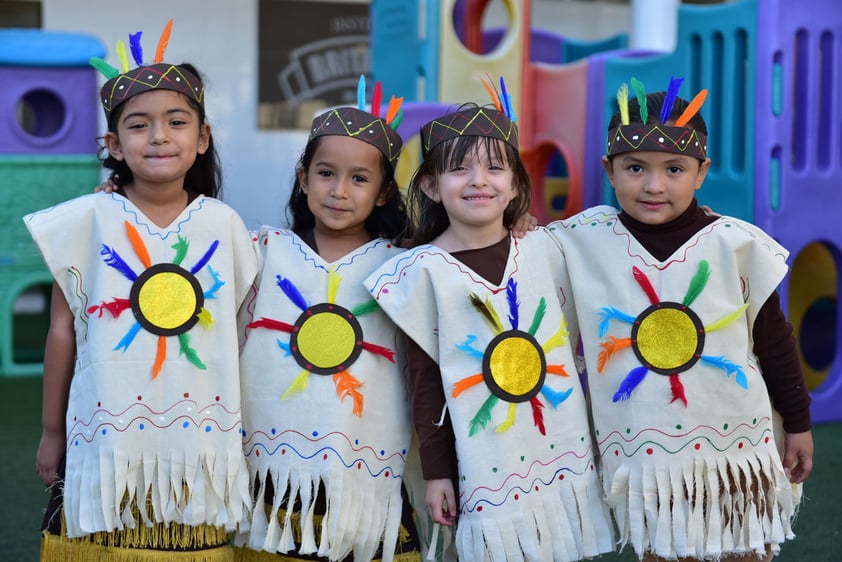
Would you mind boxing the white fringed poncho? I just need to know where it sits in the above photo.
[24,193,257,538]
[551,206,800,559]
[365,229,615,562]
[238,229,413,561]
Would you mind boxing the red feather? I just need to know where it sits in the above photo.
[632,266,660,305]
[361,341,395,363]
[669,374,688,406]
[87,298,132,318]
[530,397,546,435]
[247,317,294,333]
[371,81,382,118]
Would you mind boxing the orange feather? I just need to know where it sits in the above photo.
[674,89,708,127]
[154,19,174,64]
[124,221,151,268]
[152,335,166,379]
[452,374,484,397]
[385,96,403,124]
[597,336,632,372]
[480,77,503,111]
[545,364,569,377]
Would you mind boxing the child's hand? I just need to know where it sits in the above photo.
[94,175,119,194]
[699,204,720,217]
[35,429,65,486]
[510,212,538,238]
[425,478,457,526]
[783,430,814,483]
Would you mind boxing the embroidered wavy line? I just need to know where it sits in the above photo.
[245,442,404,479]
[602,426,774,457]
[596,417,772,446]
[68,415,244,445]
[243,428,406,462]
[68,399,241,433]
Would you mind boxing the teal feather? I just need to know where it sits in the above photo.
[468,394,498,436]
[357,74,366,110]
[540,386,573,409]
[113,322,142,351]
[203,266,224,299]
[527,297,546,336]
[178,333,207,370]
[89,56,119,79]
[456,335,484,360]
[598,306,636,337]
[701,355,748,389]
[630,77,648,123]
[276,338,292,357]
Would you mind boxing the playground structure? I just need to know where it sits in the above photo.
[371,0,842,423]
[0,30,105,376]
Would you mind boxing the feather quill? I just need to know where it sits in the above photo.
[617,83,630,125]
[281,369,311,399]
[613,365,648,402]
[527,297,547,336]
[357,74,366,110]
[100,244,138,281]
[171,235,189,266]
[129,32,143,66]
[674,89,708,127]
[540,386,572,409]
[468,293,504,334]
[190,240,219,274]
[276,276,309,311]
[506,279,519,330]
[669,374,688,406]
[530,397,546,435]
[468,394,498,436]
[152,335,166,379]
[682,260,710,306]
[371,81,382,118]
[705,303,749,332]
[630,77,648,124]
[116,40,130,73]
[124,221,151,268]
[154,19,173,64]
[496,403,516,433]
[177,332,206,369]
[660,76,685,123]
[633,266,660,304]
[452,374,484,397]
[89,56,120,79]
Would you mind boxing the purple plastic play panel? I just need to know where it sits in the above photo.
[394,101,453,147]
[754,0,842,424]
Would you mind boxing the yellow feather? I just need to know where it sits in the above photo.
[496,403,516,433]
[196,308,212,327]
[617,83,630,126]
[281,369,310,399]
[542,317,569,353]
[116,40,129,73]
[705,303,749,333]
[327,266,340,304]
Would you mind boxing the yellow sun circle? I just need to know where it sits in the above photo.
[489,336,543,396]
[137,271,198,330]
[636,307,698,370]
[297,312,356,369]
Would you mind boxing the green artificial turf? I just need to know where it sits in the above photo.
[2,374,840,560]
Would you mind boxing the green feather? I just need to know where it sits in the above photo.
[171,235,189,266]
[468,394,498,436]
[89,56,119,79]
[682,260,711,306]
[351,299,379,318]
[527,297,547,336]
[631,77,648,123]
[177,333,206,370]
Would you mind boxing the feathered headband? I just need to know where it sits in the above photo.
[607,76,708,160]
[308,75,404,167]
[420,74,519,156]
[90,19,204,121]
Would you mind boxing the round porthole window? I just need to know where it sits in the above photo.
[15,88,67,138]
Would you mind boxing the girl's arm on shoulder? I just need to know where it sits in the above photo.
[36,282,76,486]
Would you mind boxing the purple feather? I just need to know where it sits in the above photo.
[660,76,685,123]
[190,240,219,274]
[506,278,519,330]
[100,244,138,281]
[276,275,309,312]
[612,366,648,402]
[129,31,143,66]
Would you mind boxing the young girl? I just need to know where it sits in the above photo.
[235,81,422,561]
[26,22,257,560]
[363,92,615,561]
[551,78,813,561]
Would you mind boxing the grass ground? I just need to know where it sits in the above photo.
[2,375,840,560]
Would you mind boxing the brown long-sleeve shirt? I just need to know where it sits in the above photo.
[408,202,811,481]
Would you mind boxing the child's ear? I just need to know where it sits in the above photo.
[601,155,615,188]
[419,175,440,203]
[296,167,308,194]
[104,132,124,161]
[695,158,711,191]
[197,123,211,155]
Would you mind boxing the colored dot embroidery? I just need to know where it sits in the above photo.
[205,426,211,432]
[646,448,654,455]
[182,421,189,428]
[139,423,145,430]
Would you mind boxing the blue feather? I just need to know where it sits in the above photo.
[190,240,219,274]
[276,338,292,357]
[613,366,648,402]
[129,31,143,66]
[506,278,519,330]
[456,335,485,360]
[660,76,685,123]
[499,76,515,121]
[276,275,309,311]
[101,244,138,281]
[540,386,573,409]
[113,322,142,351]
[203,265,225,299]
[598,306,636,337]
[701,355,748,389]
[357,74,366,110]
